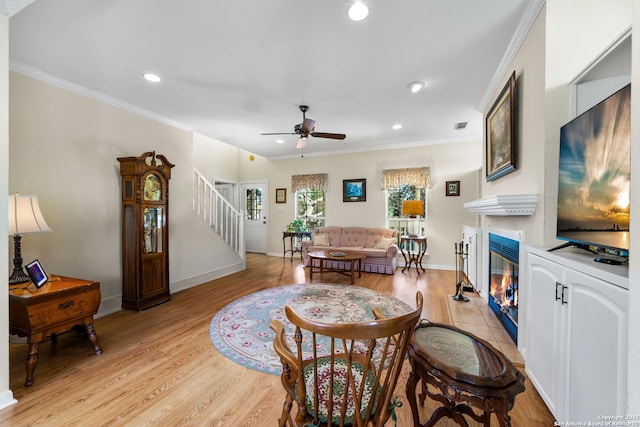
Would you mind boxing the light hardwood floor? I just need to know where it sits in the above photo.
[1,254,554,426]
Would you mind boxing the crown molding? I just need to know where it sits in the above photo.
[9,60,193,132]
[477,0,546,112]
[0,0,35,17]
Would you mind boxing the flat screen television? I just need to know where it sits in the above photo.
[556,83,631,262]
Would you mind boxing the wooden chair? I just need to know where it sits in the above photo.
[269,292,423,427]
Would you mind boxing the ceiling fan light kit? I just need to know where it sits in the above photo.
[261,105,346,150]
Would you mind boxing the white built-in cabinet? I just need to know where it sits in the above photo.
[524,245,628,423]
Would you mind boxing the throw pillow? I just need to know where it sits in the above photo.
[312,233,330,246]
[374,237,396,250]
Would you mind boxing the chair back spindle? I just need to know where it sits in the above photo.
[270,291,423,427]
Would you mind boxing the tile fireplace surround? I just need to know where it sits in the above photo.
[448,292,524,366]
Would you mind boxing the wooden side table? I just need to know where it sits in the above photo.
[282,231,312,261]
[406,321,525,426]
[9,275,103,386]
[400,235,428,274]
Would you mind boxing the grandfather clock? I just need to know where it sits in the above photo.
[117,151,174,310]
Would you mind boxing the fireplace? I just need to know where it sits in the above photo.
[488,233,519,344]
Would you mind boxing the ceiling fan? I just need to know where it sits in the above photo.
[261,105,346,148]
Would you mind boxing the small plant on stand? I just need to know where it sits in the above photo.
[286,220,307,232]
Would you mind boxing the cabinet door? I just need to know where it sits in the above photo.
[564,269,628,422]
[524,253,565,419]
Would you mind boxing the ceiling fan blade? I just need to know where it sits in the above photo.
[260,132,296,135]
[310,132,346,140]
[301,118,316,134]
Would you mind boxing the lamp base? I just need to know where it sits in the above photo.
[9,268,31,285]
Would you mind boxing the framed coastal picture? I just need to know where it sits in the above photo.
[343,179,366,202]
[486,71,516,181]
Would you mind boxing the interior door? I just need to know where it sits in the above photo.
[215,182,237,208]
[241,181,268,253]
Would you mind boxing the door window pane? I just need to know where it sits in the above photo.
[245,188,262,220]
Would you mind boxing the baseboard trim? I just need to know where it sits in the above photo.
[170,263,244,293]
[0,390,17,410]
[96,263,245,317]
[96,295,122,319]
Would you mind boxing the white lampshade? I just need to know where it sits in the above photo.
[8,194,52,235]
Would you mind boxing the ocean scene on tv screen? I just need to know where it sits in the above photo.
[557,84,630,250]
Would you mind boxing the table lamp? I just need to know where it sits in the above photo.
[402,200,424,237]
[8,194,52,285]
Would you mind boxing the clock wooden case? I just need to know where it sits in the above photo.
[117,151,174,310]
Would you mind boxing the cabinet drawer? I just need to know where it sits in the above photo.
[25,288,100,330]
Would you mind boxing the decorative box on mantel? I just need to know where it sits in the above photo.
[464,194,537,216]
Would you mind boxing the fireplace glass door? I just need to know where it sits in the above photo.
[488,233,519,343]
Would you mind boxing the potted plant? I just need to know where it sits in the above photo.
[286,220,307,232]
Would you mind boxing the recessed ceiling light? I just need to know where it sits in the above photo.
[348,2,369,21]
[407,81,425,93]
[276,139,284,144]
[143,73,161,83]
[392,124,402,130]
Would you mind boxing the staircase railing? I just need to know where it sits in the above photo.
[193,168,245,261]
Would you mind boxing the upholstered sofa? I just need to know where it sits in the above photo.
[301,226,399,274]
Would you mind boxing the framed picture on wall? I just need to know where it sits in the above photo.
[275,188,286,203]
[343,179,366,202]
[446,181,460,196]
[486,71,516,181]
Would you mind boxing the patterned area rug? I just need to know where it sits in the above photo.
[210,283,413,375]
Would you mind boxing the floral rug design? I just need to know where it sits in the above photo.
[210,283,413,375]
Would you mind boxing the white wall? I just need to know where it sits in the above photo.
[8,73,241,316]
[480,7,546,245]
[0,12,17,410]
[243,141,482,269]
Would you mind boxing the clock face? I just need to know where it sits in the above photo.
[144,174,162,201]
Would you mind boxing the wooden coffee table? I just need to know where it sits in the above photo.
[307,250,366,285]
[406,321,525,426]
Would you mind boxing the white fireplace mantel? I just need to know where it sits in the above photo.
[464,194,537,216]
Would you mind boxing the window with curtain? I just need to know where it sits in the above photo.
[381,167,431,235]
[291,174,327,230]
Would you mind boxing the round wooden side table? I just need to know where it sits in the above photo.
[406,321,525,427]
[400,235,428,274]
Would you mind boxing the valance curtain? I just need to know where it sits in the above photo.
[381,167,432,190]
[291,173,328,193]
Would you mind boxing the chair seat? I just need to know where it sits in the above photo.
[297,356,380,425]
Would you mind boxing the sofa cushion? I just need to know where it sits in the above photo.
[357,247,391,258]
[315,227,343,247]
[365,228,398,248]
[340,227,368,247]
[312,233,330,246]
[374,237,396,250]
